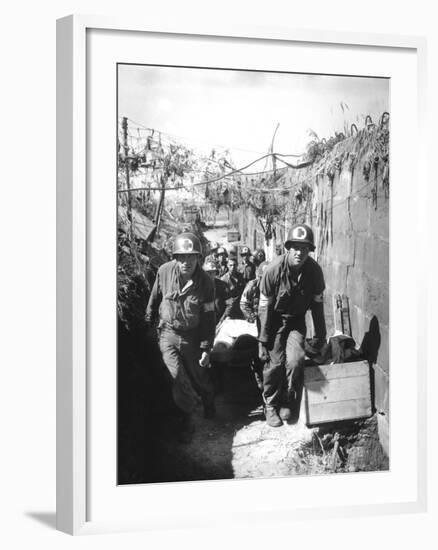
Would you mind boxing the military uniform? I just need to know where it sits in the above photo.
[213,277,228,324]
[258,253,326,411]
[146,259,216,414]
[240,278,260,323]
[240,259,256,284]
[221,270,245,319]
[216,247,229,278]
[240,276,264,390]
[217,262,229,278]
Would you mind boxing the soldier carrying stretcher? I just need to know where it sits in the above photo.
[258,224,327,427]
[145,232,216,443]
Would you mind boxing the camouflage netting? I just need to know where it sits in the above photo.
[205,114,389,226]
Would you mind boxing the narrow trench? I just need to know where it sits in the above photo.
[150,363,264,483]
[118,324,388,485]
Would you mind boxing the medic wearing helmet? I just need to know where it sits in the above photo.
[209,241,219,259]
[145,232,216,441]
[216,246,229,277]
[258,223,327,427]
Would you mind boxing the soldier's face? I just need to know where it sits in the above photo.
[228,259,238,274]
[205,269,217,281]
[175,254,199,278]
[287,243,310,268]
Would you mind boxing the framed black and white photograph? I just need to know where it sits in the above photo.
[57,16,427,535]
[116,63,389,484]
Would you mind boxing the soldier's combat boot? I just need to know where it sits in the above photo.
[265,406,283,428]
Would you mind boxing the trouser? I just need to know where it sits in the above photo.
[158,326,214,414]
[250,357,264,391]
[263,318,306,408]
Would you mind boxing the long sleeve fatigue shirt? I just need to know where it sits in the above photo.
[240,279,260,321]
[240,260,256,284]
[220,271,246,319]
[258,253,326,344]
[213,277,228,323]
[146,260,216,350]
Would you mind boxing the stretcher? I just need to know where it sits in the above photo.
[211,318,258,367]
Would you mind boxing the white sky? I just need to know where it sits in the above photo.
[118,64,389,168]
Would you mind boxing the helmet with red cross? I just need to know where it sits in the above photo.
[284,223,315,251]
[172,232,203,256]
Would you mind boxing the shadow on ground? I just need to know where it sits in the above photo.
[118,323,388,484]
[149,364,264,482]
[25,512,57,530]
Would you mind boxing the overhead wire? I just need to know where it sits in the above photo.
[122,116,307,158]
[118,117,389,221]
[117,151,315,194]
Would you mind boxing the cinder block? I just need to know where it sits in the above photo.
[363,237,389,281]
[350,305,368,344]
[346,270,366,311]
[370,200,389,240]
[332,205,350,236]
[376,323,389,375]
[373,363,389,414]
[324,261,348,295]
[351,168,369,195]
[353,233,368,272]
[352,315,388,379]
[361,272,389,326]
[345,268,388,328]
[331,233,355,265]
[336,168,353,200]
[322,293,336,336]
[349,196,370,233]
[377,412,389,457]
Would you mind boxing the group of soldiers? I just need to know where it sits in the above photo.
[202,241,267,326]
[145,223,327,442]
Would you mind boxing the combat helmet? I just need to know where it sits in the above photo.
[172,232,203,256]
[284,224,315,251]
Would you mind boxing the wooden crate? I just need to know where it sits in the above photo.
[304,360,372,425]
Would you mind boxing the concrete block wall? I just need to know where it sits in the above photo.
[311,142,389,451]
[317,152,389,393]
[237,135,389,451]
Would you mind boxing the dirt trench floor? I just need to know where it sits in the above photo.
[118,306,388,484]
[148,365,318,483]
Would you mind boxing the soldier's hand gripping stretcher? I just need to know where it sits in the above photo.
[199,350,211,368]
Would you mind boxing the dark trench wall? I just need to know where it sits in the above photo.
[237,137,389,452]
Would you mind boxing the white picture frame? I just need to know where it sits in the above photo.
[56,15,428,535]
